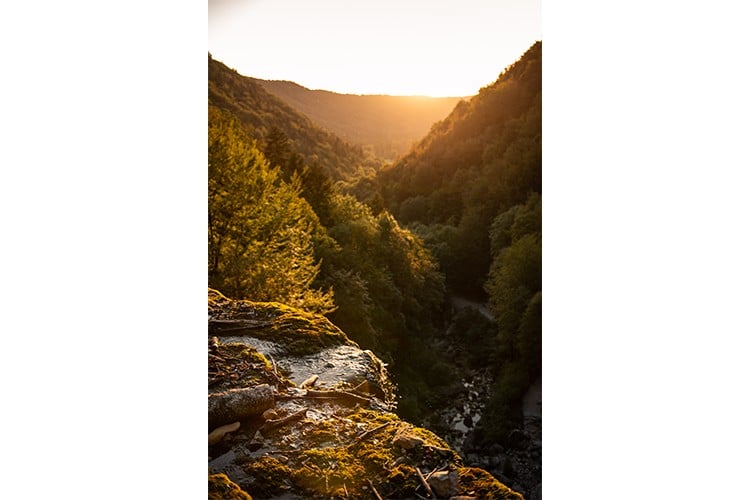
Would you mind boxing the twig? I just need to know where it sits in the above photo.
[352,380,369,393]
[343,482,349,499]
[354,422,392,443]
[259,408,307,435]
[305,389,372,406]
[415,467,435,498]
[367,479,384,500]
[424,466,439,482]
[210,319,274,332]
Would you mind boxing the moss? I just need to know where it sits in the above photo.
[208,473,253,500]
[457,467,524,500]
[305,420,341,446]
[346,408,399,425]
[292,447,367,495]
[209,342,283,390]
[385,464,421,496]
[242,456,292,498]
[209,294,355,355]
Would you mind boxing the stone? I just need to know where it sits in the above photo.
[429,470,458,498]
[391,431,424,449]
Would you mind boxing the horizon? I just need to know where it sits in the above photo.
[209,55,476,99]
[208,0,541,97]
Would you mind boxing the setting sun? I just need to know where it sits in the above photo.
[209,0,541,97]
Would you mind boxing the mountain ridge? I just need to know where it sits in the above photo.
[209,55,381,181]
[252,77,466,161]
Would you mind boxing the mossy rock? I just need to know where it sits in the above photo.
[208,473,253,500]
[242,456,293,498]
[209,341,282,391]
[457,467,525,499]
[209,289,354,355]
[207,290,526,500]
[292,447,367,495]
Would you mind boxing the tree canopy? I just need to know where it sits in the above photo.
[208,105,334,314]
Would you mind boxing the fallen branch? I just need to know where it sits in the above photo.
[209,319,273,334]
[416,467,435,499]
[208,384,274,429]
[268,354,280,377]
[259,408,307,435]
[367,479,384,500]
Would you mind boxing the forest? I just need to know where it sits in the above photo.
[208,40,541,470]
[252,78,464,160]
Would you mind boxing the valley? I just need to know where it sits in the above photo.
[208,41,541,499]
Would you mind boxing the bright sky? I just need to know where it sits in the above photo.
[208,0,540,97]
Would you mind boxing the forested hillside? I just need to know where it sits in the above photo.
[375,41,541,296]
[253,78,464,160]
[208,99,447,423]
[372,41,542,445]
[209,54,383,181]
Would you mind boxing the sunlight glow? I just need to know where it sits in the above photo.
[209,0,541,97]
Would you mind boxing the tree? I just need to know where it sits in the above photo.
[208,106,334,314]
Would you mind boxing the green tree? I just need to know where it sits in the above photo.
[208,106,334,314]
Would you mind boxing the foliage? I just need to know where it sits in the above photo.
[209,56,381,181]
[478,192,542,446]
[375,41,541,295]
[447,307,498,366]
[208,106,335,314]
[476,360,529,444]
[316,194,446,355]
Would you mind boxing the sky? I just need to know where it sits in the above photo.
[208,0,541,97]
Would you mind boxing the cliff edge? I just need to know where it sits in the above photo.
[208,289,524,499]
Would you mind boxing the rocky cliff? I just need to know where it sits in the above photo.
[208,289,524,499]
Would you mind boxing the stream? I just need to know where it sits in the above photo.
[436,294,542,499]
